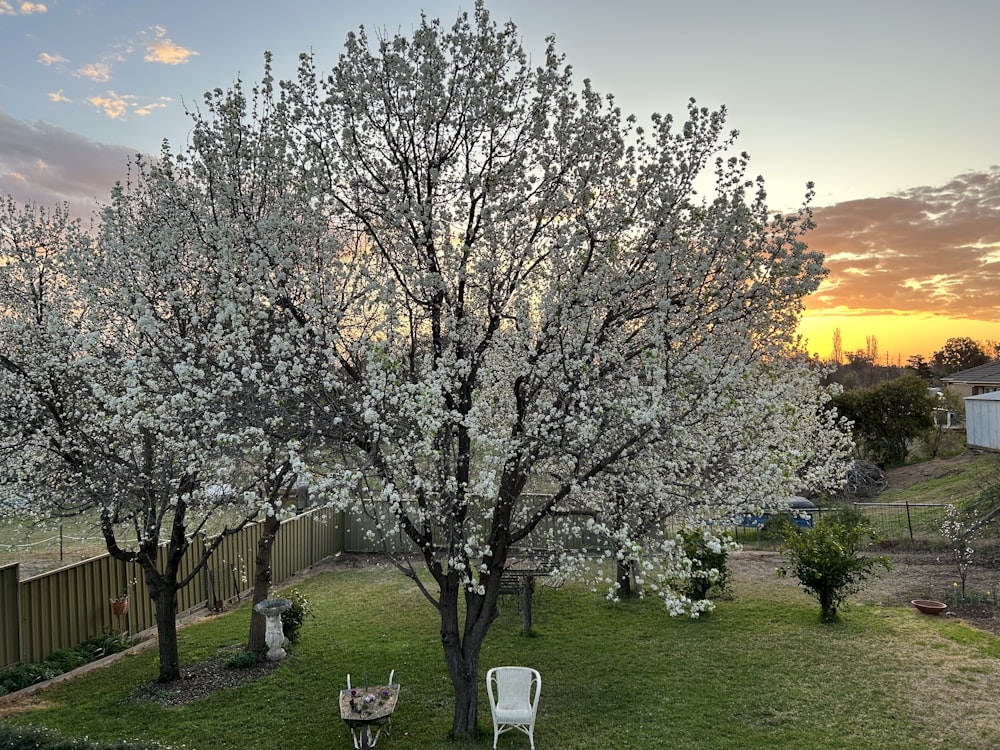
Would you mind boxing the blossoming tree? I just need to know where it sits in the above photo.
[2,1,849,726]
[573,355,852,607]
[0,70,352,677]
[270,3,847,735]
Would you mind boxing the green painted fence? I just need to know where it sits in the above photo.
[1,498,595,671]
[0,507,344,671]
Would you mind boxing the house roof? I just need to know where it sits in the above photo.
[942,359,1000,384]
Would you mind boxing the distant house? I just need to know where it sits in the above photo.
[965,392,1000,452]
[941,360,1000,398]
[928,387,958,428]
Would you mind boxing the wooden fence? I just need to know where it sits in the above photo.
[1,507,344,671]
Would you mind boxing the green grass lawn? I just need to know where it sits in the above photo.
[4,562,1000,750]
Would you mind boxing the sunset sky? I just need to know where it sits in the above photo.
[2,0,998,361]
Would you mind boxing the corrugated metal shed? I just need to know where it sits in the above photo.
[965,391,1000,451]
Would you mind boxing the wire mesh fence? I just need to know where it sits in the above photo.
[733,502,951,548]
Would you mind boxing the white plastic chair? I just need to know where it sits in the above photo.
[487,666,541,749]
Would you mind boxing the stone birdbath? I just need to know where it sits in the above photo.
[254,597,292,660]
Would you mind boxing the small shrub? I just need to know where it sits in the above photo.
[759,514,787,541]
[827,504,870,532]
[0,629,130,695]
[679,529,736,600]
[78,629,130,660]
[778,518,891,622]
[43,648,90,674]
[941,503,978,602]
[280,588,313,643]
[0,662,57,693]
[225,650,260,669]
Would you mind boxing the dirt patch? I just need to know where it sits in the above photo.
[732,450,1000,632]
[731,548,1000,630]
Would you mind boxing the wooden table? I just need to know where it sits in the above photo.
[339,683,399,749]
[503,561,551,635]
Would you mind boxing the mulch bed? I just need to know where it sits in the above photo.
[130,649,280,707]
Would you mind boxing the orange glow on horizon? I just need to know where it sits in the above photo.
[797,310,1000,364]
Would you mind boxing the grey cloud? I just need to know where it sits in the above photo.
[807,168,1000,319]
[0,109,137,217]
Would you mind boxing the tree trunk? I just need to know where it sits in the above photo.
[438,572,498,738]
[247,513,281,653]
[819,589,837,622]
[447,647,480,738]
[151,583,181,682]
[440,596,482,736]
[616,558,634,598]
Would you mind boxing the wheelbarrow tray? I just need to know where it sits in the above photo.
[339,684,400,726]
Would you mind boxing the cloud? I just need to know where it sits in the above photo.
[87,92,133,119]
[47,90,70,103]
[0,108,136,213]
[84,91,172,120]
[805,168,1000,320]
[38,52,67,66]
[0,1,46,14]
[74,62,112,82]
[143,25,198,65]
[133,97,173,117]
[71,44,129,84]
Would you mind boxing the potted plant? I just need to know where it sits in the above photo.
[110,592,129,617]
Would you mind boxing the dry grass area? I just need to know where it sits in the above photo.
[883,452,989,492]
[729,453,1000,749]
[732,548,1000,631]
[733,452,1000,636]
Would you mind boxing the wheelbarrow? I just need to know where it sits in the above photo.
[340,670,399,749]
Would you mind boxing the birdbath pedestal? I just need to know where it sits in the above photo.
[254,598,292,661]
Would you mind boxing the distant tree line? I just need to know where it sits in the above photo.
[820,332,995,467]
[824,332,997,391]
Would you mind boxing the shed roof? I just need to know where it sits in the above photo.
[966,391,1000,402]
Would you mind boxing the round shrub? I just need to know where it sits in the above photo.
[280,588,313,643]
[679,529,735,601]
[226,650,260,669]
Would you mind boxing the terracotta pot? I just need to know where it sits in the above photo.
[111,597,129,616]
[911,599,947,615]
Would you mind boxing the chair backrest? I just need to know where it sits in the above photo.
[489,666,540,712]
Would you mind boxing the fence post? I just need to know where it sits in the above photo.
[905,502,914,542]
[0,563,20,670]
